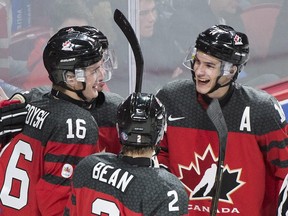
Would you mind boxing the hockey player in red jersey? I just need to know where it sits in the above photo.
[0,26,111,215]
[156,25,288,215]
[64,92,189,216]
[0,25,122,156]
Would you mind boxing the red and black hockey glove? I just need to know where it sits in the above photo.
[278,174,288,215]
[0,93,28,149]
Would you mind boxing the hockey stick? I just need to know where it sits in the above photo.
[206,99,228,216]
[113,9,144,93]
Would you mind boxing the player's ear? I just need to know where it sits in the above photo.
[230,65,237,75]
[65,71,77,86]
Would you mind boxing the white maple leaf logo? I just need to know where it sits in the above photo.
[178,144,245,203]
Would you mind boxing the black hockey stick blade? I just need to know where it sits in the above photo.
[206,99,228,216]
[114,9,144,93]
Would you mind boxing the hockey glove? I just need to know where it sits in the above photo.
[278,174,288,215]
[0,93,28,147]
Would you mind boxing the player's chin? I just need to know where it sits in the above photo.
[196,81,212,94]
[97,82,105,91]
[196,88,210,95]
[86,87,99,100]
[92,88,99,98]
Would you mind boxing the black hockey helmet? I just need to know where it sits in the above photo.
[43,26,108,85]
[116,92,167,147]
[196,25,249,66]
[183,25,249,75]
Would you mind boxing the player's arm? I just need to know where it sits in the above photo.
[63,186,77,216]
[264,97,288,179]
[63,160,87,216]
[35,112,99,216]
[259,96,288,201]
[98,127,121,153]
[0,86,50,149]
[36,145,98,216]
[93,91,123,154]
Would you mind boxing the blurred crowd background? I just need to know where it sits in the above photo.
[0,0,287,98]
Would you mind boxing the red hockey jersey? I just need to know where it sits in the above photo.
[0,96,99,216]
[156,80,288,215]
[90,91,123,154]
[25,88,123,154]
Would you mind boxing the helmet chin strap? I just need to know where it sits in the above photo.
[75,82,88,101]
[59,82,96,106]
[191,69,233,95]
[205,76,233,95]
[51,88,95,109]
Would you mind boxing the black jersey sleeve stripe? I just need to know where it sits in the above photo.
[271,159,288,168]
[45,153,84,165]
[43,174,71,186]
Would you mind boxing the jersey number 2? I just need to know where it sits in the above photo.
[90,190,180,215]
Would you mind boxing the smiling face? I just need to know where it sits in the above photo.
[73,60,104,102]
[193,51,234,98]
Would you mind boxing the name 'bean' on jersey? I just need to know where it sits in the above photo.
[92,161,134,193]
[64,152,189,215]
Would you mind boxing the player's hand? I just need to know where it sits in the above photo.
[0,93,28,147]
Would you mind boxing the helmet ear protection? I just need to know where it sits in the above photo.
[62,71,79,88]
[74,68,86,83]
[230,65,237,74]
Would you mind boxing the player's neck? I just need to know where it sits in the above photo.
[124,151,153,158]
